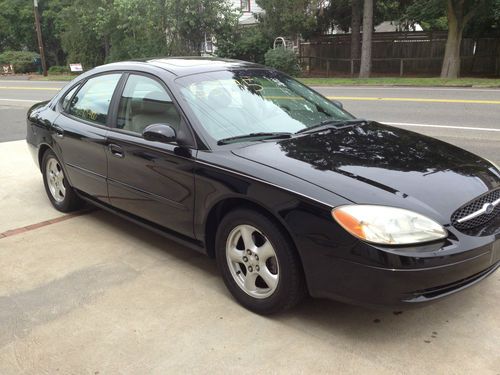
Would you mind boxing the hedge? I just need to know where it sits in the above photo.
[0,51,41,73]
[264,48,301,76]
[48,65,71,74]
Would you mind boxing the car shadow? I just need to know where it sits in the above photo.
[85,207,490,342]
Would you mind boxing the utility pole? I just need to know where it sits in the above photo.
[33,0,47,76]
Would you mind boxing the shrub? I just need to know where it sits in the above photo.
[216,27,272,64]
[0,51,40,73]
[264,48,301,76]
[48,65,71,74]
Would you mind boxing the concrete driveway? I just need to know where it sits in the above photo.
[0,140,499,374]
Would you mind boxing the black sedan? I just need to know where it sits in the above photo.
[26,58,500,314]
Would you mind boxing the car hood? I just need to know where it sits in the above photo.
[232,122,500,223]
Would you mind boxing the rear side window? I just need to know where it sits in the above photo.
[67,74,121,125]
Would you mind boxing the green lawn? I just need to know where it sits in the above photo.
[298,77,500,88]
[29,74,75,81]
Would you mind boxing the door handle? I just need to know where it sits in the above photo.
[53,125,64,138]
[108,144,124,158]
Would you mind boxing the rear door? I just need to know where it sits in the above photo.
[106,73,196,237]
[54,73,122,202]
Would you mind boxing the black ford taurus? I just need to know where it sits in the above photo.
[26,58,499,314]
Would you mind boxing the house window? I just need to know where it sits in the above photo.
[241,0,250,12]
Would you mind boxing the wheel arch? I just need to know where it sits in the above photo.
[38,143,52,171]
[205,196,310,297]
[37,143,74,187]
[204,197,300,261]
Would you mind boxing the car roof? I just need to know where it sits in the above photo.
[100,57,266,76]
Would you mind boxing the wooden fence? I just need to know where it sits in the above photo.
[299,32,500,76]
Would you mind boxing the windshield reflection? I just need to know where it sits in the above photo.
[176,70,352,143]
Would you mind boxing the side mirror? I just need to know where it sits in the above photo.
[331,100,343,109]
[143,123,176,143]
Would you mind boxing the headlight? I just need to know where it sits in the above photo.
[332,205,447,245]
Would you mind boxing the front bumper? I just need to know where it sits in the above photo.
[304,236,500,309]
[26,141,39,169]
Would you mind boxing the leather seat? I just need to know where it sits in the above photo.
[205,88,250,137]
[128,93,180,134]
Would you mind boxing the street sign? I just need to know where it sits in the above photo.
[69,63,83,72]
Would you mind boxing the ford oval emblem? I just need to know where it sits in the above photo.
[484,203,495,215]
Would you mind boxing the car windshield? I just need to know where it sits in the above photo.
[175,70,354,144]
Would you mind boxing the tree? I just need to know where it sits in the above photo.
[108,0,167,61]
[403,0,498,78]
[359,0,373,78]
[54,0,238,67]
[165,0,238,56]
[57,0,114,67]
[403,0,448,30]
[441,0,485,78]
[256,0,318,39]
[316,0,398,69]
[0,0,37,52]
[38,0,71,66]
[216,27,273,64]
[351,0,362,60]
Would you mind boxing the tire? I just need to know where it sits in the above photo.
[41,149,83,212]
[215,209,306,315]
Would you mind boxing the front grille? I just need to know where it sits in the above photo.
[451,188,500,231]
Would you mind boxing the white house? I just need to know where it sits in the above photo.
[230,0,262,26]
[201,1,263,54]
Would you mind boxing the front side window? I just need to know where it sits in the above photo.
[176,70,352,143]
[116,74,181,135]
[68,74,121,125]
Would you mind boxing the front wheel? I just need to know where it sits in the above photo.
[215,209,306,315]
[42,150,83,212]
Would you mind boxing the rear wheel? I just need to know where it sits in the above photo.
[215,209,306,315]
[42,150,82,212]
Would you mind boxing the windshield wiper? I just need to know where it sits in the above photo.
[295,118,368,134]
[217,132,293,145]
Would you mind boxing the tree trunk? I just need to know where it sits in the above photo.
[351,0,362,61]
[440,0,479,78]
[440,0,463,78]
[359,0,373,78]
[103,36,110,62]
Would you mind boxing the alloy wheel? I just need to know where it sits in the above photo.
[226,224,280,299]
[46,157,66,203]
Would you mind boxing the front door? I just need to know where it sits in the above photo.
[106,73,195,238]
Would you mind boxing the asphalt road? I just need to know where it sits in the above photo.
[316,85,500,163]
[0,80,68,142]
[1,79,499,162]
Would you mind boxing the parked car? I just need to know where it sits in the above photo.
[26,58,500,314]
